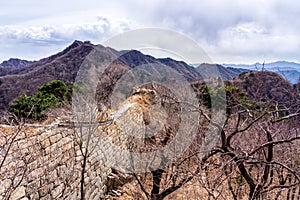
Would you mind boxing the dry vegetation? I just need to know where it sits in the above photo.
[1,71,300,200]
[104,73,300,200]
[1,41,300,200]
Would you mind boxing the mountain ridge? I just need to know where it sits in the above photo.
[1,40,299,113]
[0,40,203,111]
[2,46,299,84]
[0,40,95,110]
[0,58,34,68]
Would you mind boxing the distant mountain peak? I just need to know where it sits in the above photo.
[117,49,157,67]
[223,61,300,84]
[0,58,33,67]
[72,40,84,46]
[62,40,91,53]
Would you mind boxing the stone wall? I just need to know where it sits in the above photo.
[0,124,111,200]
[0,84,177,199]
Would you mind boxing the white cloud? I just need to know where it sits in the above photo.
[0,17,134,42]
[115,0,300,63]
[0,16,137,61]
[202,21,300,63]
[1,0,300,63]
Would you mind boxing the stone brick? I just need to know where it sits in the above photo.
[10,186,26,199]
[38,183,53,198]
[27,167,44,181]
[26,181,39,196]
[40,194,51,200]
[49,134,60,144]
[41,138,51,148]
[50,184,64,199]
[48,169,58,183]
[29,192,39,200]
[0,179,12,195]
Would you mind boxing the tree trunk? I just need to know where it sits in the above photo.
[150,169,164,200]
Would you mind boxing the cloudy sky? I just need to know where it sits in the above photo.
[1,0,300,64]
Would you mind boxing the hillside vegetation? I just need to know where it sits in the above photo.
[0,41,299,200]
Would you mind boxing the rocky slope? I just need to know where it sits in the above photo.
[0,41,95,111]
[2,40,297,114]
[231,71,299,112]
[0,41,204,112]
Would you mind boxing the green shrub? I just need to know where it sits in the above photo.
[10,92,59,120]
[10,80,72,121]
[197,85,258,115]
[38,80,69,102]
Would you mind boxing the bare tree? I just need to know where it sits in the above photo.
[0,113,31,199]
[72,90,114,199]
[195,85,300,200]
[120,82,300,200]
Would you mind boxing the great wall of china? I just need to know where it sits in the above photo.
[0,83,179,199]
